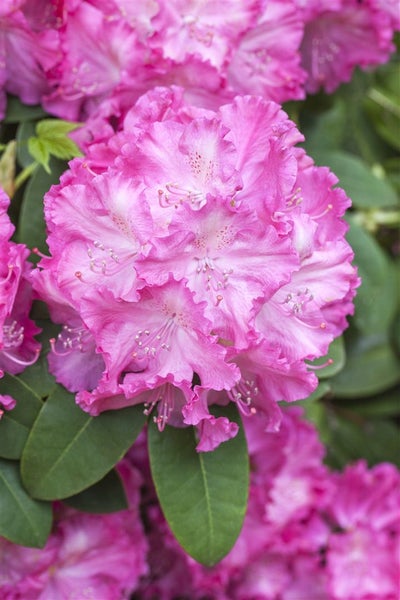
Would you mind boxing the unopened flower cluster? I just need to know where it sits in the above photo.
[1,408,399,599]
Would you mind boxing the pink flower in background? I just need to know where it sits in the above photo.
[0,189,40,385]
[42,1,143,121]
[31,266,104,393]
[36,86,358,447]
[326,461,400,600]
[0,460,148,599]
[131,409,400,599]
[227,0,307,102]
[150,0,260,70]
[1,0,399,121]
[298,0,397,94]
[0,5,59,119]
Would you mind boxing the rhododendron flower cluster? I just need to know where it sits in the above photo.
[0,0,398,124]
[0,460,148,599]
[0,188,40,417]
[32,86,358,449]
[1,409,398,599]
[133,408,400,600]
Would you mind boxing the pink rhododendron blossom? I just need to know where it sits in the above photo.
[42,1,143,120]
[31,266,104,392]
[0,460,148,599]
[131,409,400,599]
[326,461,400,600]
[0,189,40,379]
[150,0,259,70]
[1,0,399,122]
[0,6,59,119]
[299,0,396,94]
[227,0,307,103]
[35,86,358,449]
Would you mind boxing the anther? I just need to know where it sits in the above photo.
[308,358,333,371]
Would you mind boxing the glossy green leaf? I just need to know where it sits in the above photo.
[21,385,146,500]
[63,469,128,514]
[17,158,67,257]
[4,95,47,123]
[17,352,57,399]
[148,405,249,566]
[307,336,345,379]
[0,373,43,459]
[313,150,398,209]
[338,386,400,418]
[0,458,52,547]
[347,217,398,334]
[285,382,332,444]
[325,417,400,470]
[330,330,400,398]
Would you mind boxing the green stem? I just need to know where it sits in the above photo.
[14,162,38,191]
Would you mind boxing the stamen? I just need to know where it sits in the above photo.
[1,320,40,370]
[286,187,303,209]
[195,257,233,293]
[82,162,98,177]
[283,289,326,330]
[228,378,258,416]
[2,321,24,347]
[158,183,204,209]
[32,248,49,259]
[313,204,333,220]
[308,358,333,371]
[0,347,40,367]
[143,384,175,432]
[1,264,14,286]
[50,325,90,356]
[86,241,121,276]
[132,319,174,360]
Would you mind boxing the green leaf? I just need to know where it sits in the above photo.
[27,137,50,173]
[346,217,398,334]
[35,118,83,161]
[17,158,67,257]
[0,458,52,547]
[4,95,47,123]
[338,386,400,418]
[148,405,249,566]
[325,416,400,470]
[5,96,47,124]
[36,119,82,137]
[284,382,332,444]
[63,469,128,514]
[21,385,146,500]
[16,120,37,168]
[307,336,345,379]
[0,373,43,459]
[17,353,57,399]
[313,150,398,209]
[300,99,347,154]
[330,330,400,398]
